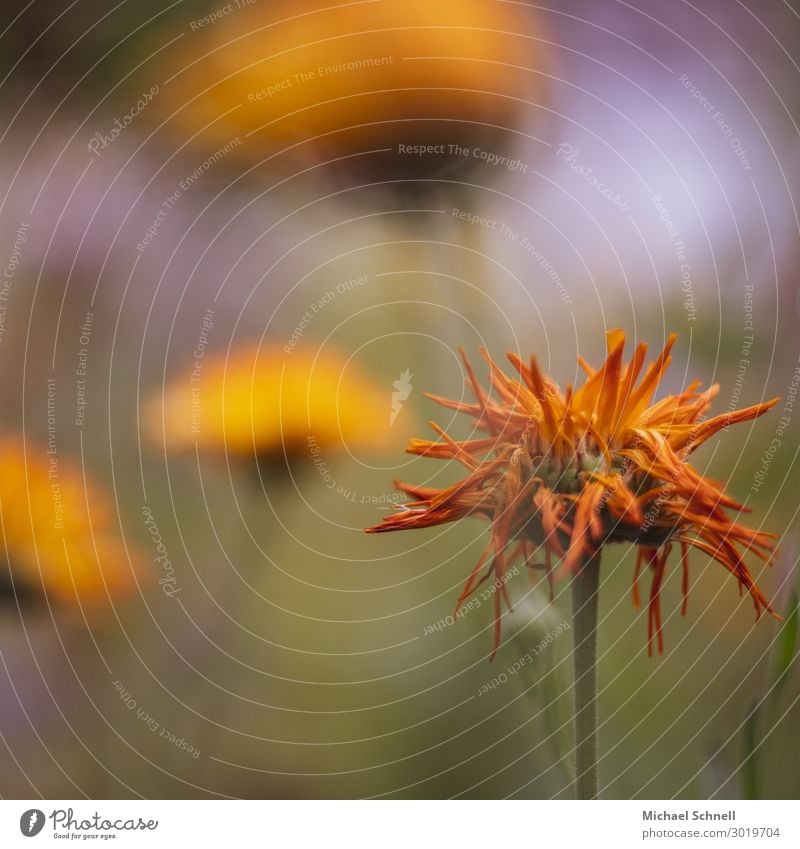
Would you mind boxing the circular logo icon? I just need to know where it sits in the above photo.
[19,810,45,837]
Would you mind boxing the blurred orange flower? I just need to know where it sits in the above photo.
[148,343,395,458]
[154,0,546,173]
[367,331,780,656]
[0,438,139,607]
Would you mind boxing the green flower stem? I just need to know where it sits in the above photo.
[572,550,601,800]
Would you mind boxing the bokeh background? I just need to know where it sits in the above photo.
[0,0,798,799]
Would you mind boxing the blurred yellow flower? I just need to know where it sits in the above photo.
[0,438,139,607]
[148,344,397,458]
[154,0,546,173]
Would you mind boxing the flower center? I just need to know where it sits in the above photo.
[533,450,605,494]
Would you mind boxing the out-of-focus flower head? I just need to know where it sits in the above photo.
[0,438,139,608]
[367,330,780,657]
[153,0,547,180]
[148,343,396,460]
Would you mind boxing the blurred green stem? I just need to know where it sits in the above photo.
[572,550,601,800]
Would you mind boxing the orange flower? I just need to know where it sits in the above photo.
[0,438,139,607]
[148,344,395,459]
[152,0,546,176]
[367,330,780,657]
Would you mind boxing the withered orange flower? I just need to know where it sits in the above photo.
[367,330,780,657]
